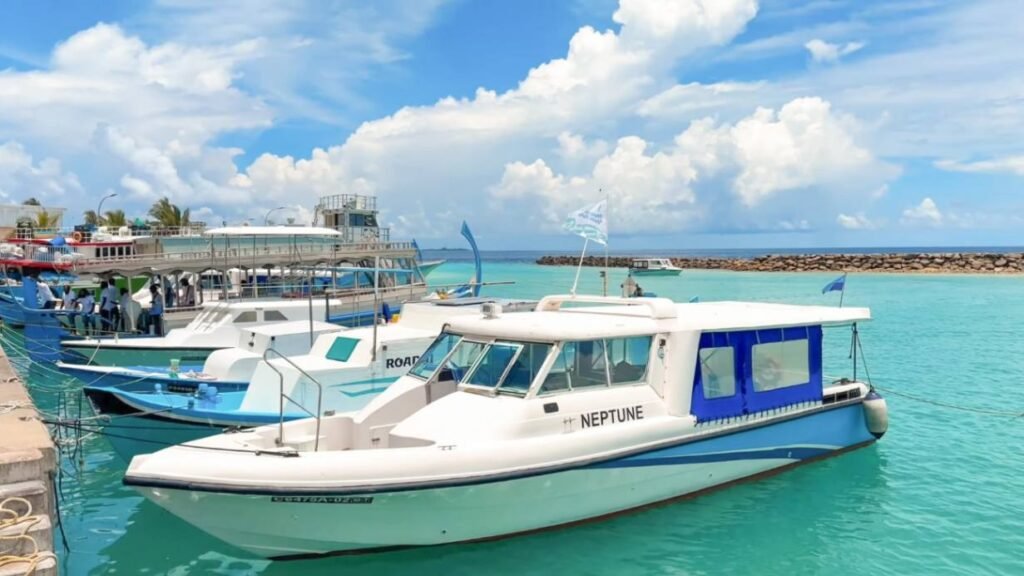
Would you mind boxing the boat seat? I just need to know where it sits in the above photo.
[613,362,644,382]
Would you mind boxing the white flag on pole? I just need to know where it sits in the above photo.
[563,200,608,245]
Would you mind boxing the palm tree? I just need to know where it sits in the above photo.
[104,209,127,227]
[34,210,58,229]
[148,197,190,227]
[83,210,101,226]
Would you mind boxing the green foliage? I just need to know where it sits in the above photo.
[148,197,191,227]
[104,209,127,227]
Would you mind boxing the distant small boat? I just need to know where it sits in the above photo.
[629,257,682,276]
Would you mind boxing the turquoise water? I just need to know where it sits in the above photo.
[12,262,1024,575]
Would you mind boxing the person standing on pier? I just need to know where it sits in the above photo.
[149,283,164,336]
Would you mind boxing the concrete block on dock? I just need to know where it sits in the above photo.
[0,557,56,576]
[0,513,53,556]
[0,480,51,518]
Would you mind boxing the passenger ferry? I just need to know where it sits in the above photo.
[629,257,683,276]
[124,294,888,558]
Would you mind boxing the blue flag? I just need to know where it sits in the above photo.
[822,273,847,294]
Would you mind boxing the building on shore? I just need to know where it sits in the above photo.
[0,202,66,239]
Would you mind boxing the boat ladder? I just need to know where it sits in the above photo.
[263,348,325,452]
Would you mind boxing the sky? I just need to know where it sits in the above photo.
[1,0,1022,250]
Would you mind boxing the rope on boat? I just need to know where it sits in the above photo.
[0,497,57,575]
[41,419,297,456]
[869,384,1024,418]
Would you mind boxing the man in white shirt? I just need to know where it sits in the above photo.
[60,284,76,310]
[103,280,120,331]
[37,280,58,309]
[77,289,96,335]
[118,287,138,332]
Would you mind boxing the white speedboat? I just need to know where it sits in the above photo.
[124,294,888,558]
[629,257,683,276]
[60,299,333,367]
[83,298,535,459]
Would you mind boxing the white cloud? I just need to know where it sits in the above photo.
[637,81,765,119]
[934,156,1024,176]
[490,97,897,234]
[901,197,943,226]
[145,0,454,124]
[804,39,866,63]
[556,131,609,162]
[729,97,894,206]
[836,212,877,230]
[0,24,269,151]
[232,0,762,238]
[0,141,83,201]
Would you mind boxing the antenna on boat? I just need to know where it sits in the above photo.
[372,255,379,362]
[603,190,609,297]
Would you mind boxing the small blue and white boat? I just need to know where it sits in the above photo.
[86,299,535,459]
[125,294,888,558]
[58,319,345,395]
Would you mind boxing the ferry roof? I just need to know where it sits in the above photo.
[444,295,870,341]
[203,226,342,238]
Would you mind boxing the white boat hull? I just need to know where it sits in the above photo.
[132,403,876,558]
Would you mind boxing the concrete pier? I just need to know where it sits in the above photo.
[0,343,57,575]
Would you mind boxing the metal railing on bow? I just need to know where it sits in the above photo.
[263,347,325,452]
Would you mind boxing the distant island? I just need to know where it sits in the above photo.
[538,252,1024,274]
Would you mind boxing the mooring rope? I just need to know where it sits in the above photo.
[0,497,57,575]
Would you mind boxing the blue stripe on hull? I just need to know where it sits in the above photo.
[594,446,832,468]
[594,403,873,470]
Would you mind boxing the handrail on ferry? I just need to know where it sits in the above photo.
[536,294,678,319]
[263,347,325,452]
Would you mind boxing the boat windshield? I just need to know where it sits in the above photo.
[409,332,462,379]
[409,332,553,396]
[463,341,552,395]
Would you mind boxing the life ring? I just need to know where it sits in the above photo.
[71,231,83,243]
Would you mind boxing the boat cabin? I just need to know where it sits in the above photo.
[394,294,868,436]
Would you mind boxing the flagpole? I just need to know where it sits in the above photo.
[839,272,848,307]
[571,238,589,296]
[603,190,609,297]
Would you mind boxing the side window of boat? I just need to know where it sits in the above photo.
[326,337,360,362]
[752,339,809,391]
[499,343,552,394]
[572,340,609,388]
[264,310,287,322]
[539,343,574,394]
[699,347,736,399]
[444,340,487,382]
[539,341,607,393]
[409,333,461,379]
[464,343,521,388]
[607,336,652,384]
[234,311,258,323]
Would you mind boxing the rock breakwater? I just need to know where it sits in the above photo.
[536,253,1024,274]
